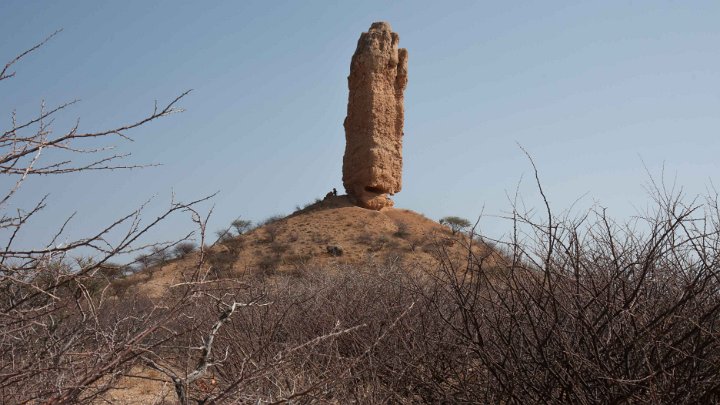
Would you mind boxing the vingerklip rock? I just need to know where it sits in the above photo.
[342,22,408,210]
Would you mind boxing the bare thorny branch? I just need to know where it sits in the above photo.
[0,31,219,404]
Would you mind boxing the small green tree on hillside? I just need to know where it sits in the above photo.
[440,216,471,235]
[231,218,252,235]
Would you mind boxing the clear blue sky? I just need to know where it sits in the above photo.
[2,1,719,251]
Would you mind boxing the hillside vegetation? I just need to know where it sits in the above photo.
[98,188,720,404]
[124,195,500,299]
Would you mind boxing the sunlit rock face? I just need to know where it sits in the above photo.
[342,22,408,210]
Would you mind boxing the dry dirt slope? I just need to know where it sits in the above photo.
[103,195,502,403]
[134,195,500,296]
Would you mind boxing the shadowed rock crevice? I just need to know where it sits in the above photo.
[342,22,408,210]
[365,186,386,194]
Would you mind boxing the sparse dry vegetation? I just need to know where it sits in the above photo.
[173,242,197,259]
[0,32,218,404]
[3,31,719,405]
[99,185,720,403]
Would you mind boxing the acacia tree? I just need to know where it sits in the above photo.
[439,215,471,235]
[231,218,252,235]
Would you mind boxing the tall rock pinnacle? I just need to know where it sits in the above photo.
[342,22,408,210]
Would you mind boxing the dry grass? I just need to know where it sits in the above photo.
[135,195,500,298]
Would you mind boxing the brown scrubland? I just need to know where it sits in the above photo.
[3,30,720,405]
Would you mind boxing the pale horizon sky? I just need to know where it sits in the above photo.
[2,1,719,253]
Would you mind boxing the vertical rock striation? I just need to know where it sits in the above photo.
[342,22,408,210]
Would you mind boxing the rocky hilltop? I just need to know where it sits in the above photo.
[343,22,408,210]
[133,196,500,298]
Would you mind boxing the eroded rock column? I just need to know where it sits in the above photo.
[342,22,408,210]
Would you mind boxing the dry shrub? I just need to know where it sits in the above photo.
[283,251,314,271]
[85,184,720,404]
[429,186,720,403]
[311,232,331,245]
[269,241,289,254]
[207,249,238,278]
[393,221,411,239]
[164,186,720,403]
[162,264,452,403]
[0,33,224,404]
[262,223,281,243]
[356,232,375,245]
[222,236,245,252]
[173,242,197,259]
[109,276,144,297]
[255,254,281,275]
